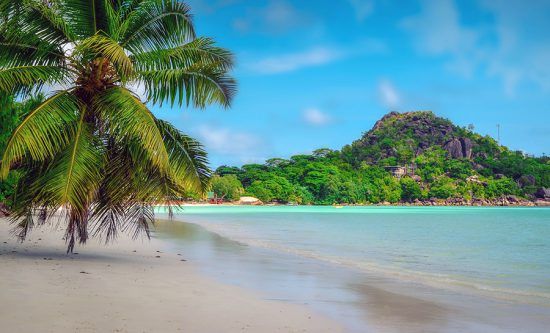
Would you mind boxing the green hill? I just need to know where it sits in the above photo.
[343,111,500,165]
[212,111,549,205]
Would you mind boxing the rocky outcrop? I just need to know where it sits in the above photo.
[374,194,538,206]
[443,137,473,159]
[535,188,550,199]
[517,175,536,188]
[444,138,462,158]
[372,111,400,131]
[460,137,473,159]
[406,196,536,206]
[351,111,481,163]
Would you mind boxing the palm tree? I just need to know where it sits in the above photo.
[0,0,236,252]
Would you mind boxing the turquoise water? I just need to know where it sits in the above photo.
[156,206,550,302]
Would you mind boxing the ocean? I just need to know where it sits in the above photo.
[153,206,550,332]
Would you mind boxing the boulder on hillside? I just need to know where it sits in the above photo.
[444,137,473,159]
[534,188,550,199]
[444,138,463,158]
[460,137,473,159]
[517,174,536,188]
[506,195,519,204]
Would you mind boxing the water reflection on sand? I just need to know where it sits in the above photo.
[153,218,550,333]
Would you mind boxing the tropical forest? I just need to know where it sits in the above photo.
[210,111,550,205]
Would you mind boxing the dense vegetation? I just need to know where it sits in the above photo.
[0,95,44,205]
[211,112,549,205]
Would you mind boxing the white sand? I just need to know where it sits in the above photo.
[0,218,343,333]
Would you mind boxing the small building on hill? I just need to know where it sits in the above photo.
[384,164,416,178]
[384,166,407,178]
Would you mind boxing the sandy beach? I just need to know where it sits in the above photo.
[0,218,343,333]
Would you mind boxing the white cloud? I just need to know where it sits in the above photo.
[248,38,386,75]
[378,80,401,109]
[401,0,479,77]
[303,108,331,126]
[250,47,343,74]
[347,0,374,21]
[480,0,550,93]
[197,125,260,154]
[232,0,305,34]
[263,1,301,28]
[195,125,269,165]
[401,0,550,95]
[402,0,477,55]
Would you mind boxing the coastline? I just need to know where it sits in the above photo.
[153,214,550,333]
[2,210,550,333]
[0,218,343,333]
[174,198,550,207]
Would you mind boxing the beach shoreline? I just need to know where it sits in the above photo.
[153,207,550,333]
[170,198,550,207]
[164,214,550,305]
[0,218,343,333]
[2,208,550,333]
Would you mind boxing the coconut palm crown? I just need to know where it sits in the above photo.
[0,0,236,252]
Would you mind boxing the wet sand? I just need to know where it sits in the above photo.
[153,217,550,333]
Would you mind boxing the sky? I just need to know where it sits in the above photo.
[151,0,550,167]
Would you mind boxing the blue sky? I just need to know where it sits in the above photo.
[152,0,550,167]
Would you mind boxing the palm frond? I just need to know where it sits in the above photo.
[0,0,22,17]
[12,209,35,241]
[101,0,121,37]
[156,119,211,194]
[94,86,170,172]
[0,65,72,95]
[0,36,66,68]
[116,0,146,19]
[77,33,134,80]
[90,198,126,243]
[23,0,76,44]
[65,207,91,253]
[30,108,104,212]
[138,65,236,107]
[8,160,59,237]
[89,144,171,243]
[1,91,80,178]
[0,1,74,46]
[119,0,195,53]
[123,203,154,239]
[132,36,234,72]
[60,0,110,38]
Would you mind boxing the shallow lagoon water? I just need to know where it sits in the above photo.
[154,206,550,332]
